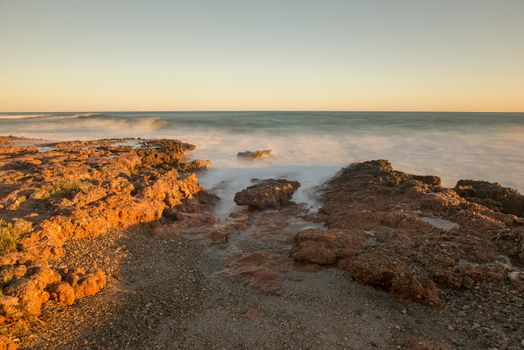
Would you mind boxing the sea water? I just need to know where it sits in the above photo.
[1,111,523,215]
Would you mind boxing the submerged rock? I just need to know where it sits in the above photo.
[234,179,300,210]
[237,149,272,160]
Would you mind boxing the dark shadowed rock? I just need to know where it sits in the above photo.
[341,160,442,188]
[237,150,272,160]
[412,175,442,187]
[454,179,524,216]
[292,159,524,309]
[234,179,300,210]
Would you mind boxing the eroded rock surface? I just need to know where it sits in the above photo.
[0,335,16,350]
[292,160,524,308]
[0,137,206,339]
[151,191,241,244]
[455,179,524,217]
[234,179,300,210]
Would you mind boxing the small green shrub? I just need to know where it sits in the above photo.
[41,180,83,200]
[0,219,22,254]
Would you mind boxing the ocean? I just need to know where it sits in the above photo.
[1,111,523,215]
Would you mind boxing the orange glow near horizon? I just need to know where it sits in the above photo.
[2,81,523,113]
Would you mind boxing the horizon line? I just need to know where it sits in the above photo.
[1,109,524,114]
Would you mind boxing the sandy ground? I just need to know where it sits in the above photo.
[18,220,513,350]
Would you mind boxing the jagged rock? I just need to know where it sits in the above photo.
[412,175,442,187]
[292,160,523,308]
[72,269,106,298]
[0,265,27,287]
[155,190,223,241]
[455,179,524,216]
[0,296,21,319]
[178,159,211,172]
[0,138,205,331]
[0,335,17,350]
[237,150,272,160]
[234,179,300,210]
[48,282,75,306]
[4,264,61,316]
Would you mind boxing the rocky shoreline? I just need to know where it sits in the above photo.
[0,137,208,348]
[0,136,523,349]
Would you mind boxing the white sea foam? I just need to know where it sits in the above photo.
[175,129,524,189]
[199,165,339,218]
[185,128,524,215]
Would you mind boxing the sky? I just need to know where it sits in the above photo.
[0,0,523,112]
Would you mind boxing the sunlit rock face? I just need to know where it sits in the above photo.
[0,138,205,326]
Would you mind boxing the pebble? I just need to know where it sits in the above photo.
[447,325,455,331]
[400,308,407,314]
[462,276,475,289]
[508,272,520,282]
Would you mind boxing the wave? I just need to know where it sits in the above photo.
[56,113,100,119]
[4,117,169,139]
[0,113,100,120]
[0,114,50,120]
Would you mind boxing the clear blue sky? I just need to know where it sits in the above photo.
[1,0,523,111]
